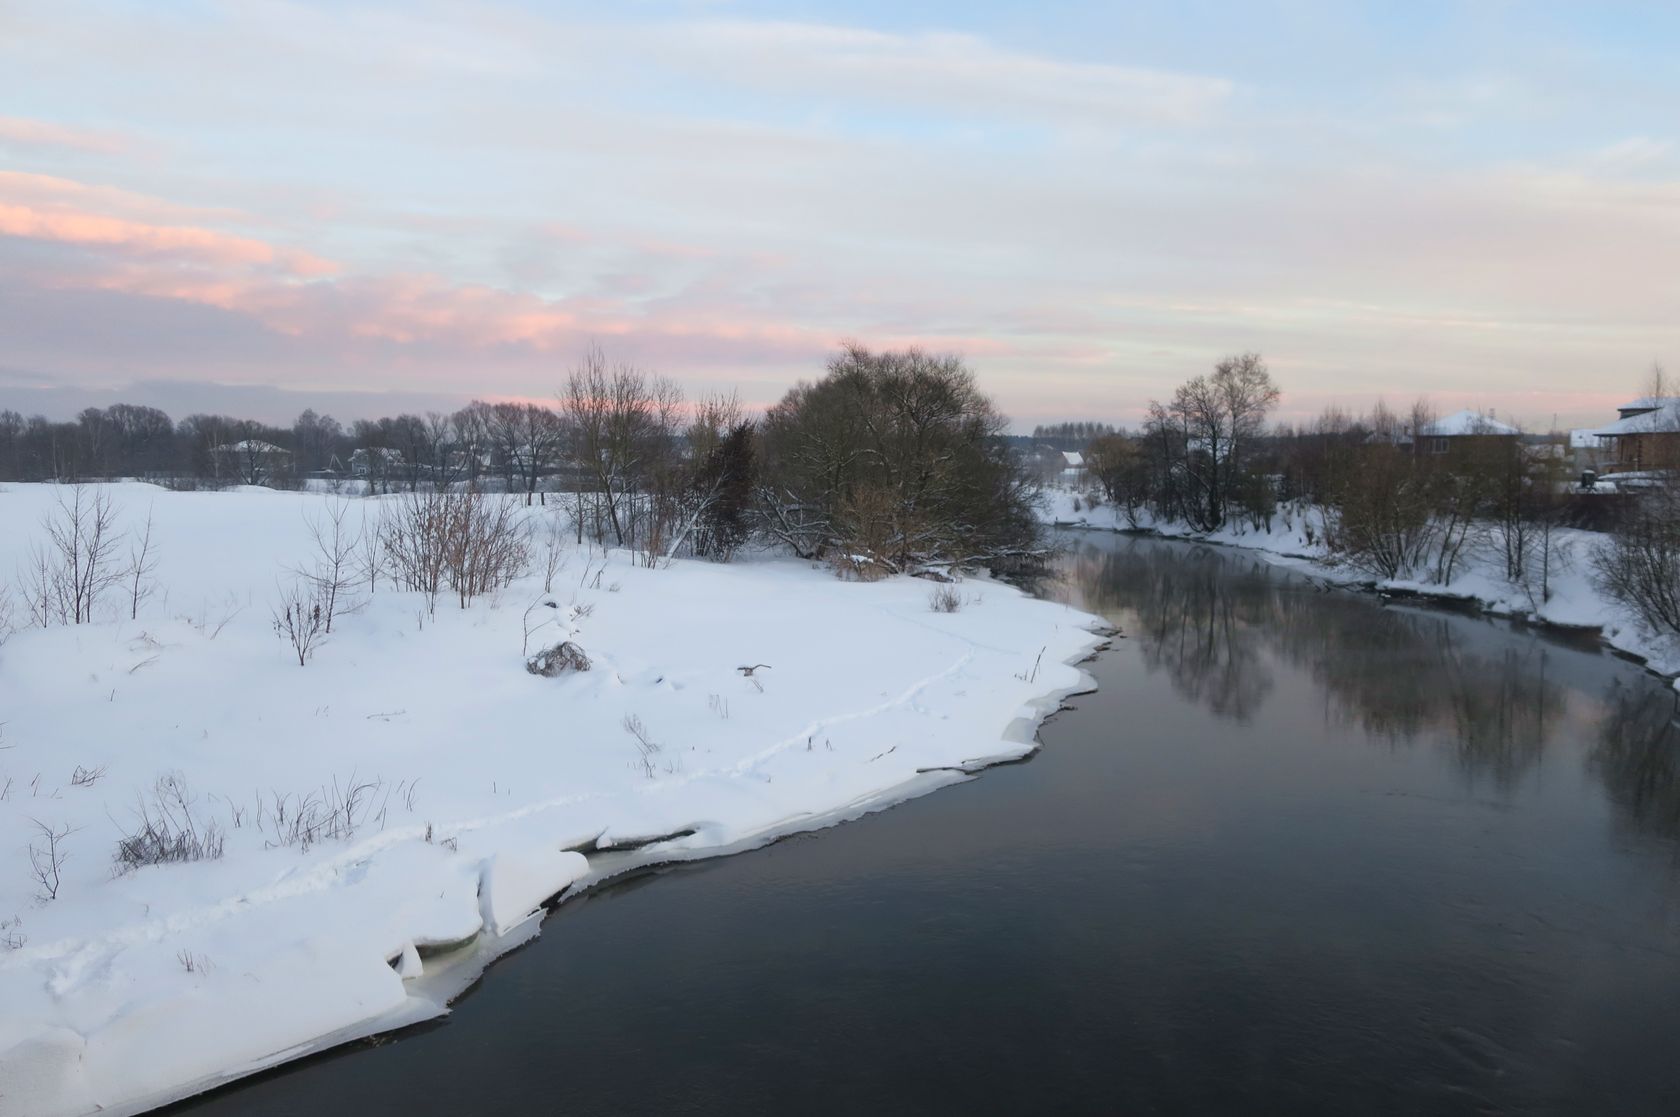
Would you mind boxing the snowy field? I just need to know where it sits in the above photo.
[1041,487,1680,681]
[0,482,1106,1117]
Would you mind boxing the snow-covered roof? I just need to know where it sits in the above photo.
[212,439,290,454]
[1061,450,1084,467]
[1618,397,1669,413]
[1591,400,1680,437]
[1416,410,1519,438]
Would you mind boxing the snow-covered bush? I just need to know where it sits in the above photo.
[526,640,591,676]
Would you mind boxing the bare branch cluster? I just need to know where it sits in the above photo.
[114,773,225,872]
[382,487,530,613]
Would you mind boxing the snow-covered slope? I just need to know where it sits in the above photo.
[0,483,1106,1117]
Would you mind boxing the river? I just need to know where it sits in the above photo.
[167,532,1680,1115]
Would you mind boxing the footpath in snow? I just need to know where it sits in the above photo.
[1040,488,1680,681]
[0,483,1107,1117]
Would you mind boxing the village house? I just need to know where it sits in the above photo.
[1589,397,1680,475]
[349,446,405,479]
[210,439,291,485]
[1405,409,1521,459]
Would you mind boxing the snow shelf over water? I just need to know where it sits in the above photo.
[0,483,1107,1117]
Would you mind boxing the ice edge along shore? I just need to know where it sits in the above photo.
[0,483,1111,1117]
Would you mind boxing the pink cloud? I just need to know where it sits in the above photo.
[0,115,132,155]
[3,171,1019,404]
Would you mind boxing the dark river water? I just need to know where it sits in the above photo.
[169,533,1680,1116]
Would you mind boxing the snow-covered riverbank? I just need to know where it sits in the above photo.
[0,483,1107,1117]
[1041,488,1680,681]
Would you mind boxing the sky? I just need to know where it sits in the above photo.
[1,1,1677,431]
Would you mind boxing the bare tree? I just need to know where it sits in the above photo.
[28,819,74,902]
[562,346,683,554]
[40,485,125,624]
[296,497,362,633]
[126,505,159,620]
[1163,353,1280,531]
[1594,484,1680,637]
[423,411,460,487]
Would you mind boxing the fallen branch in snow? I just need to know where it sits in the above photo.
[70,763,108,787]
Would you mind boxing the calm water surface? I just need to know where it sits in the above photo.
[171,534,1680,1116]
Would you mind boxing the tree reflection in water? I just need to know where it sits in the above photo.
[1590,680,1680,844]
[1056,536,1571,789]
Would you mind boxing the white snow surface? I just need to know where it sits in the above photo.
[1040,487,1680,681]
[0,483,1106,1117]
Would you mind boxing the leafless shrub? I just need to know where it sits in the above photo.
[357,505,387,594]
[126,506,160,620]
[29,818,74,901]
[296,497,363,634]
[36,485,126,625]
[522,597,560,657]
[1,914,23,950]
[928,584,965,613]
[708,693,730,719]
[70,763,108,787]
[261,774,386,852]
[540,513,568,593]
[383,487,530,613]
[0,580,16,645]
[20,543,58,627]
[526,640,591,676]
[115,774,225,872]
[180,596,242,640]
[272,577,328,666]
[623,714,660,778]
[177,949,211,974]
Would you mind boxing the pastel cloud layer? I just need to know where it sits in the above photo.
[1,1,1677,428]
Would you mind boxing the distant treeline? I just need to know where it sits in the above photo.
[1029,421,1117,451]
[0,345,1045,579]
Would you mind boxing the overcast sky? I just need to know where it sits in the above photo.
[2,1,1676,430]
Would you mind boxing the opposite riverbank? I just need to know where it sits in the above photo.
[1041,488,1680,683]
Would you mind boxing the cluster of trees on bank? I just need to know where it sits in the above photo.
[1077,355,1680,640]
[0,345,1046,583]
